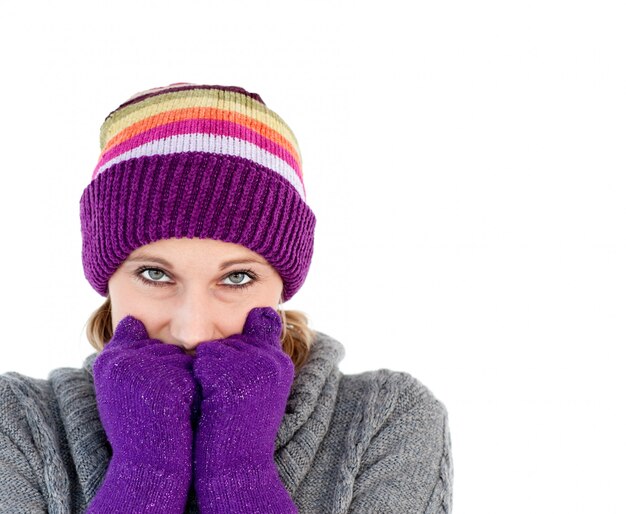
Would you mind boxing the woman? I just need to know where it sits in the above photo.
[0,83,452,513]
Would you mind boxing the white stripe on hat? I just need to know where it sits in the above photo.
[95,132,305,201]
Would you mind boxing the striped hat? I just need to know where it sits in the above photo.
[79,83,316,302]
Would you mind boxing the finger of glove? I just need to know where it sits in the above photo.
[193,337,282,376]
[134,340,194,362]
[193,341,242,379]
[192,340,260,390]
[104,315,159,352]
[219,337,292,370]
[147,344,195,371]
[195,336,293,378]
[241,307,282,348]
[193,338,294,398]
[93,353,197,425]
[192,351,253,405]
[111,315,148,340]
[94,341,194,383]
[220,337,295,380]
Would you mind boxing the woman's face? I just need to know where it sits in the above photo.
[107,237,284,355]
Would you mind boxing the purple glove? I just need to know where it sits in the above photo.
[87,315,197,513]
[192,307,297,513]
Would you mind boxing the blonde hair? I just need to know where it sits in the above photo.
[85,297,316,373]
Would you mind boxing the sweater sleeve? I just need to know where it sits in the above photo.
[348,374,453,514]
[0,376,47,513]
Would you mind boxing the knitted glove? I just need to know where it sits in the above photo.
[192,307,297,513]
[87,315,197,514]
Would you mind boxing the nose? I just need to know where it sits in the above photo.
[169,289,221,352]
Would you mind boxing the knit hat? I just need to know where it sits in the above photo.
[79,83,316,302]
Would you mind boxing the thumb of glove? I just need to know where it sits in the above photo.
[241,306,282,345]
[105,315,151,350]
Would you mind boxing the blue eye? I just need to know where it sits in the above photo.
[135,266,257,291]
[137,267,169,285]
[224,270,256,289]
[225,271,253,287]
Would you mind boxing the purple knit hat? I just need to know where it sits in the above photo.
[79,83,316,302]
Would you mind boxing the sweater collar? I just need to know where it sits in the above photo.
[67,330,345,499]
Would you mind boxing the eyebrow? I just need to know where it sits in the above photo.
[125,253,268,270]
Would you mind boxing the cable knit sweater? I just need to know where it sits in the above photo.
[0,331,452,513]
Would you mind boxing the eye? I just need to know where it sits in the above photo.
[135,266,257,290]
[224,270,256,288]
[135,267,172,286]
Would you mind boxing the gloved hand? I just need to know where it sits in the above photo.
[192,306,298,513]
[87,315,197,514]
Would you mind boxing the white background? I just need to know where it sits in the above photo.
[1,1,624,512]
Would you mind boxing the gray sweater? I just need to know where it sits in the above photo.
[0,331,452,513]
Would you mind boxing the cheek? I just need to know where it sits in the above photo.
[109,286,164,336]
[217,305,254,337]
[222,294,281,336]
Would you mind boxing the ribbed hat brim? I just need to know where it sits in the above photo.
[79,152,316,301]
